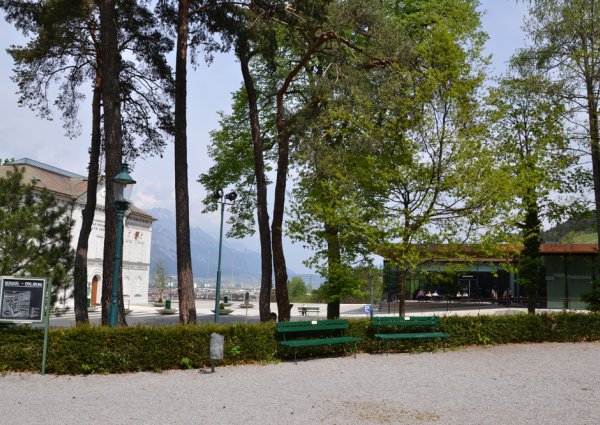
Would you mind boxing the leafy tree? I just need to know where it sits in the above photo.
[287,1,395,319]
[287,276,309,303]
[0,162,74,305]
[201,0,390,321]
[488,70,576,313]
[200,2,282,322]
[517,0,600,274]
[152,260,169,302]
[290,0,502,317]
[372,0,501,316]
[199,85,277,321]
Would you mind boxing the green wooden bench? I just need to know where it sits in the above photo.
[277,319,361,363]
[371,316,450,353]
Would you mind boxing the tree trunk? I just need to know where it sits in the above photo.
[271,130,292,321]
[98,0,125,326]
[174,0,196,324]
[586,83,600,281]
[325,222,341,319]
[73,71,102,324]
[398,270,406,317]
[238,44,273,322]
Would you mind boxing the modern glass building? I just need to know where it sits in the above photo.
[383,244,597,309]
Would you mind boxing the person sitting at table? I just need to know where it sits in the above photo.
[417,289,425,301]
[432,290,439,297]
[456,291,462,298]
[462,291,469,297]
[425,291,432,300]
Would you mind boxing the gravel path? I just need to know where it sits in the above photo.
[1,342,599,425]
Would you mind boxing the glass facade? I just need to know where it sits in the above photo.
[383,261,512,301]
[383,253,596,309]
[544,254,595,310]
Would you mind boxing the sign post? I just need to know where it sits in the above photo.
[41,278,52,375]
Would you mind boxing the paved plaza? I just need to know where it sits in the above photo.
[46,299,540,327]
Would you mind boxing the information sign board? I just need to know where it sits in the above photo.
[0,276,47,322]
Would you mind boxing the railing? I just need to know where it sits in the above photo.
[377,297,590,315]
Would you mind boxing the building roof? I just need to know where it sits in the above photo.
[1,159,88,199]
[1,158,154,221]
[14,158,85,178]
[539,243,598,255]
[380,242,599,265]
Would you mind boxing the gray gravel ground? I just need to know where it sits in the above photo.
[1,342,599,425]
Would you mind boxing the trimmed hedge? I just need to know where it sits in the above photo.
[0,322,278,374]
[1,312,599,374]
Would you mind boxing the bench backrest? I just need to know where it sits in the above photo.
[277,319,349,340]
[371,316,440,329]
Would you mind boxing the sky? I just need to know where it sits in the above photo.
[0,0,530,274]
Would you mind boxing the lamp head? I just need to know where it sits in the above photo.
[113,163,136,203]
[225,191,237,202]
[212,189,223,201]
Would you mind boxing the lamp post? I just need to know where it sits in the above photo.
[212,189,237,323]
[109,163,136,327]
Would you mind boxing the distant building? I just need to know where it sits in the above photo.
[383,243,598,309]
[0,159,154,306]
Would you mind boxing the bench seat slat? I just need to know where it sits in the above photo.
[372,319,439,326]
[280,336,361,348]
[278,324,348,333]
[375,332,449,340]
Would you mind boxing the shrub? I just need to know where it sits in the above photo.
[0,322,278,374]
[1,312,599,374]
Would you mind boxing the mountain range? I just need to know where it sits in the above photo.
[147,208,320,286]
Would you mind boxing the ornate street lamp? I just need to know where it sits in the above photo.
[109,163,136,327]
[212,189,237,323]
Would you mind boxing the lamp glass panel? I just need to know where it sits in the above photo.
[123,184,134,202]
[113,181,125,202]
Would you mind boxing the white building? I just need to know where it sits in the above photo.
[1,159,154,306]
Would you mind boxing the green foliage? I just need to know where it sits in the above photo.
[542,211,597,243]
[287,276,311,302]
[0,322,279,374]
[229,345,241,358]
[0,0,174,152]
[517,0,600,254]
[581,281,600,313]
[198,88,274,239]
[179,357,192,369]
[487,67,577,313]
[0,163,74,305]
[289,1,503,315]
[152,261,169,302]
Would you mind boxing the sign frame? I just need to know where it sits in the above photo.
[0,276,48,323]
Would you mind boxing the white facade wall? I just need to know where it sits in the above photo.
[69,184,153,306]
